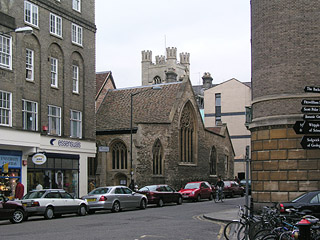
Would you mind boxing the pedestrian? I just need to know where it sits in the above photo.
[15,179,24,200]
[89,180,95,192]
[36,181,43,190]
[234,176,240,184]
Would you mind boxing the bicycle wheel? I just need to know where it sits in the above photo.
[253,229,273,240]
[237,224,247,240]
[279,231,294,240]
[261,234,278,240]
[224,221,245,240]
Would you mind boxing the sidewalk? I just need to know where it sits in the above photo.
[203,208,239,223]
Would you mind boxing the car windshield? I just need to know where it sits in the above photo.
[89,188,111,195]
[23,191,46,199]
[292,193,307,202]
[139,185,157,191]
[184,183,200,189]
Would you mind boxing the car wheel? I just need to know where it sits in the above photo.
[140,199,147,210]
[177,196,183,205]
[157,198,164,207]
[197,194,201,202]
[111,201,120,213]
[209,193,213,201]
[78,204,87,216]
[44,207,54,220]
[10,209,25,224]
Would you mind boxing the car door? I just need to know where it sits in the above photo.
[309,193,320,217]
[200,182,209,198]
[164,185,176,203]
[44,191,64,213]
[60,191,78,213]
[114,187,127,208]
[0,196,13,220]
[122,187,139,208]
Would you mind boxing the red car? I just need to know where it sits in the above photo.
[221,180,244,198]
[138,185,183,207]
[0,194,26,223]
[179,181,213,201]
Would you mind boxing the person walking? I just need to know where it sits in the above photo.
[15,179,24,200]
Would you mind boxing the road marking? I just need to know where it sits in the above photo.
[193,215,226,240]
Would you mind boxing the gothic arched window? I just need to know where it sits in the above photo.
[112,141,127,169]
[153,76,161,84]
[180,102,195,163]
[210,146,217,175]
[152,139,163,175]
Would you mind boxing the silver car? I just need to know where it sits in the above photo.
[81,186,147,213]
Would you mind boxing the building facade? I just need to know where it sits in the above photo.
[95,75,234,190]
[204,78,251,180]
[0,0,96,198]
[250,0,320,207]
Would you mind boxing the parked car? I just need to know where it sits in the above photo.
[277,190,320,218]
[239,179,251,195]
[81,186,147,213]
[20,189,88,220]
[213,180,244,198]
[179,181,213,201]
[138,185,183,207]
[0,194,26,224]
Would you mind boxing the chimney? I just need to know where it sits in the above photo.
[202,72,213,89]
[165,68,177,83]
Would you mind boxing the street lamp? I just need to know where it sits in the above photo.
[0,26,33,35]
[129,86,162,190]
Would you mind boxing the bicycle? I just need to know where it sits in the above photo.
[214,187,225,203]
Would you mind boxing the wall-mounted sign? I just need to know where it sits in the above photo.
[300,136,320,149]
[32,153,47,165]
[304,86,320,93]
[98,146,109,152]
[50,138,81,148]
[301,99,320,105]
[301,107,320,113]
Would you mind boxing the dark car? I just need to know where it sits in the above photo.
[179,181,213,201]
[213,180,244,198]
[278,190,320,218]
[138,185,183,207]
[239,179,251,195]
[0,194,26,223]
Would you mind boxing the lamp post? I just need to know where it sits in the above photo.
[0,26,33,35]
[129,86,162,190]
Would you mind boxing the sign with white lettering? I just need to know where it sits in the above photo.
[300,136,320,149]
[98,146,109,152]
[301,107,320,113]
[304,86,320,93]
[301,99,320,105]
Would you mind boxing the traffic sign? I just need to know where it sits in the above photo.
[304,86,320,93]
[300,136,320,149]
[301,107,320,113]
[301,99,320,105]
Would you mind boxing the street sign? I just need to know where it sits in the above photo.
[301,99,320,105]
[303,114,320,120]
[301,107,320,113]
[304,86,320,93]
[300,136,320,149]
[293,121,320,134]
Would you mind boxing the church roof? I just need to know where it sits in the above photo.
[96,82,184,131]
[96,71,116,97]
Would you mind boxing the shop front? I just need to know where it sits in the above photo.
[0,150,22,198]
[27,153,80,197]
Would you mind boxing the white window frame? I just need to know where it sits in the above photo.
[24,1,39,27]
[72,65,79,93]
[26,48,34,81]
[72,0,81,12]
[48,105,61,136]
[22,99,38,131]
[70,110,82,138]
[0,91,12,126]
[50,57,58,87]
[0,34,12,69]
[50,13,62,37]
[71,23,82,46]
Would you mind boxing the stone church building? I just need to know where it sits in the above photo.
[95,73,234,190]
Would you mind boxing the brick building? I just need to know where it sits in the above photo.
[250,0,320,207]
[0,0,96,198]
[95,74,234,190]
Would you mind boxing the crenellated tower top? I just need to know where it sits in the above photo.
[180,52,190,64]
[141,50,152,62]
[166,47,177,60]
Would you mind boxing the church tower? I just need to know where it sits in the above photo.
[141,47,190,86]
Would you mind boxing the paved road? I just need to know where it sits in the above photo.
[0,197,244,240]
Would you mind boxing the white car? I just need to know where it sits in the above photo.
[20,189,88,220]
[81,186,147,213]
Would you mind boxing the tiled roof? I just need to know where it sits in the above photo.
[96,82,184,131]
[96,71,111,95]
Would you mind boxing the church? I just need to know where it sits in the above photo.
[94,48,234,190]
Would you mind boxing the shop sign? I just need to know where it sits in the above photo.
[0,155,21,168]
[98,146,109,152]
[32,153,47,165]
[50,138,81,148]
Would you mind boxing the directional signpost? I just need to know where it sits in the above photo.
[294,86,320,149]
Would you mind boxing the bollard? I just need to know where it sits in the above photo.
[297,218,311,240]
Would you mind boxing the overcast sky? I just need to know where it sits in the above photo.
[95,0,251,89]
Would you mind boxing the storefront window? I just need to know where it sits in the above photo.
[0,150,22,198]
[27,153,79,197]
